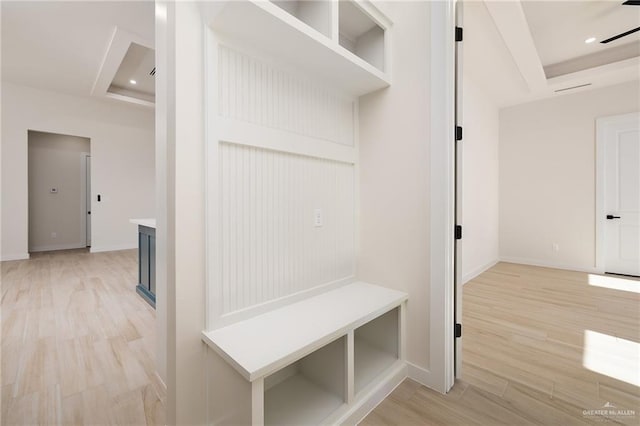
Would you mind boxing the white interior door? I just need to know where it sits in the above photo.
[454,0,463,378]
[603,113,640,276]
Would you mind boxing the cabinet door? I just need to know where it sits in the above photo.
[149,234,156,294]
[139,232,150,289]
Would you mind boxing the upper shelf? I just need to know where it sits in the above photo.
[202,0,391,97]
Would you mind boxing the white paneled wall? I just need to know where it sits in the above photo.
[218,45,354,146]
[219,142,355,315]
[208,36,358,326]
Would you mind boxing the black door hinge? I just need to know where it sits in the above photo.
[455,323,462,338]
[455,225,462,240]
[455,126,463,141]
[455,27,463,42]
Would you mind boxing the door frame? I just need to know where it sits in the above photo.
[595,112,640,274]
[81,152,91,247]
[453,0,464,379]
[429,0,457,393]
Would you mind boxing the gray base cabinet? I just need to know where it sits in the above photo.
[136,225,156,308]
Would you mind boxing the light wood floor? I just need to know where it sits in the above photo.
[1,249,165,425]
[361,262,640,425]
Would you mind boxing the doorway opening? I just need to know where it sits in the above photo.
[28,130,91,253]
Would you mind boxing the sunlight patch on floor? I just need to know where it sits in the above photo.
[583,330,640,387]
[588,274,640,294]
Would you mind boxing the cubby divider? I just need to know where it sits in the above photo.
[338,0,386,72]
[271,0,332,38]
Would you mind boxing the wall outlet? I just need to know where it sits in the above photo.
[51,232,57,239]
[314,208,323,227]
[50,188,58,193]
[552,243,559,252]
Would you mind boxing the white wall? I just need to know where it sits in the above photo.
[359,0,432,376]
[462,1,529,109]
[500,80,640,271]
[1,82,155,260]
[28,131,90,251]
[460,76,500,283]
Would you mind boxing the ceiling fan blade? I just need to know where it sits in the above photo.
[601,26,640,43]
[622,1,640,5]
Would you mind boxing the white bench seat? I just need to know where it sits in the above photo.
[201,281,408,382]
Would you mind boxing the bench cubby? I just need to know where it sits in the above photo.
[202,282,407,425]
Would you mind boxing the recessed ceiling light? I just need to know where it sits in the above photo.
[129,79,137,85]
[585,37,596,44]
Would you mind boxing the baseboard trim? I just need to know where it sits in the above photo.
[90,244,136,253]
[462,259,499,284]
[29,243,86,253]
[406,362,442,392]
[499,256,601,274]
[0,252,30,261]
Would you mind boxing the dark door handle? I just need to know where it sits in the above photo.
[606,215,621,219]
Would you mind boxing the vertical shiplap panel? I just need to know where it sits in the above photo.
[256,146,263,304]
[228,144,236,312]
[218,46,226,118]
[336,163,356,279]
[219,143,356,314]
[240,54,248,123]
[274,149,280,301]
[255,61,262,127]
[244,54,251,124]
[236,145,243,311]
[242,146,250,308]
[228,48,236,121]
[267,149,275,302]
[249,147,257,307]
[218,45,355,146]
[268,67,274,135]
[249,58,255,125]
[221,137,230,314]
[274,68,281,132]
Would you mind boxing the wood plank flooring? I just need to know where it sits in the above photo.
[361,262,640,425]
[1,249,165,425]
